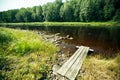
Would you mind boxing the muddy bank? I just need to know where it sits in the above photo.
[36,31,76,56]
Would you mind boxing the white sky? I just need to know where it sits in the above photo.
[0,0,65,11]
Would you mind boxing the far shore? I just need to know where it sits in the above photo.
[0,22,120,27]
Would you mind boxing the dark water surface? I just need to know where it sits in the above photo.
[45,26,120,57]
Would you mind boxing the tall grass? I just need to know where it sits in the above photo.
[0,27,58,80]
[77,53,120,80]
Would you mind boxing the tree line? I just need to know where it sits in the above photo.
[0,0,120,22]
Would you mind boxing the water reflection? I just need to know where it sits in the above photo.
[45,26,120,57]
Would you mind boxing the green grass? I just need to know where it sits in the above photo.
[0,28,14,45]
[0,27,58,80]
[0,21,120,27]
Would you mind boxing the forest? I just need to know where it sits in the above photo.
[0,0,120,22]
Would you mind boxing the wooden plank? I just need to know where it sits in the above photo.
[57,46,84,76]
[56,46,90,80]
[52,64,61,75]
[65,47,89,80]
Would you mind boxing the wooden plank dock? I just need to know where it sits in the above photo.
[53,46,92,80]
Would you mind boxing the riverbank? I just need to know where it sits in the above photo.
[0,22,120,27]
[36,28,120,80]
[27,27,120,80]
[0,27,120,80]
[0,27,75,80]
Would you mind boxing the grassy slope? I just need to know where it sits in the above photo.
[0,27,58,80]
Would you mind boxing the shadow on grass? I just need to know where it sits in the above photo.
[0,56,12,80]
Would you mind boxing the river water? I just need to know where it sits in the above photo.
[44,26,120,57]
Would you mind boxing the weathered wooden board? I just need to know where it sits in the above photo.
[56,46,90,80]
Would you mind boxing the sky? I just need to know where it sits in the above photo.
[0,0,65,11]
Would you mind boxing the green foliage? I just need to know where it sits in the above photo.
[113,9,120,22]
[31,6,43,22]
[42,3,55,21]
[42,0,62,21]
[36,6,43,21]
[15,8,32,22]
[104,0,115,20]
[60,1,74,21]
[0,0,120,22]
